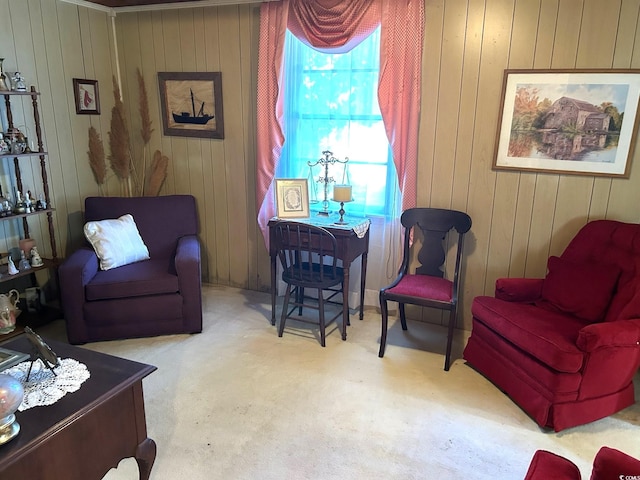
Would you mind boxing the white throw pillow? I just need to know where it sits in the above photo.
[84,214,150,270]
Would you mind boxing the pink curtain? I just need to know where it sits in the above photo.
[256,0,424,246]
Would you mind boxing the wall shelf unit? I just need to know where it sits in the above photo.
[0,86,58,329]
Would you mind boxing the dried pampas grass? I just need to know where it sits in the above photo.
[137,68,153,145]
[108,76,131,185]
[146,150,168,196]
[87,126,106,186]
[87,71,170,197]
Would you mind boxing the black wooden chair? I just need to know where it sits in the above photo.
[379,208,472,370]
[272,220,346,347]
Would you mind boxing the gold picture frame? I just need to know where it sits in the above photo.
[494,69,640,177]
[275,179,310,218]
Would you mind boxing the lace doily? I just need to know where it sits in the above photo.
[277,215,372,238]
[2,358,91,411]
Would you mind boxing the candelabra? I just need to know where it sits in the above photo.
[307,150,348,215]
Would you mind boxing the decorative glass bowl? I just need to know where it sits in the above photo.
[0,373,24,444]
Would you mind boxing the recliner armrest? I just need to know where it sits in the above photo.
[495,278,544,302]
[576,319,640,352]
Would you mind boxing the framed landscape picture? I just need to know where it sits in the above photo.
[275,179,310,218]
[493,69,640,177]
[158,72,224,139]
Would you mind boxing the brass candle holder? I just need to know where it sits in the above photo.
[332,184,352,224]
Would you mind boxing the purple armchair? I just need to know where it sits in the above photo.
[59,195,202,343]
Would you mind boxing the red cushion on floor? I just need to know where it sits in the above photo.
[524,450,581,480]
[591,446,640,480]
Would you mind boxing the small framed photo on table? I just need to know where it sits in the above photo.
[0,346,29,371]
[275,179,310,218]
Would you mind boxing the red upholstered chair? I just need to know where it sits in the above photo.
[379,208,472,371]
[524,447,640,480]
[464,220,640,431]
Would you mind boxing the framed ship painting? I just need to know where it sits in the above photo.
[493,69,640,177]
[158,72,224,139]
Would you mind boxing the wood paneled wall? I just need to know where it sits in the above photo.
[420,0,640,328]
[113,5,264,291]
[3,0,640,330]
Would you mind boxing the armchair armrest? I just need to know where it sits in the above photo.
[495,278,544,302]
[175,235,202,333]
[576,319,640,352]
[59,247,99,344]
[576,319,640,398]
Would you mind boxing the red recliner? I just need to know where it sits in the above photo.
[464,220,640,431]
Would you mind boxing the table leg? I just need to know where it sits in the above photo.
[341,263,350,340]
[270,253,277,326]
[359,250,368,320]
[135,437,157,480]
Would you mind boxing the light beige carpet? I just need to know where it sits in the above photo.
[38,284,640,480]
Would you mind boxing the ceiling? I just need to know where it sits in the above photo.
[82,0,264,6]
[84,0,204,6]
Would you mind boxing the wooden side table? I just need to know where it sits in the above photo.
[268,215,370,336]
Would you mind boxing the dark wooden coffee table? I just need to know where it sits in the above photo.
[0,335,157,480]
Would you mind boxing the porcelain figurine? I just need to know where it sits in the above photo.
[30,247,43,267]
[18,251,30,271]
[11,72,26,92]
[7,257,17,275]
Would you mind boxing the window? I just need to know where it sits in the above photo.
[278,26,396,217]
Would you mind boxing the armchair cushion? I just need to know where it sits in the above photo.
[539,256,620,322]
[496,277,544,302]
[472,296,586,373]
[85,259,179,301]
[84,214,150,270]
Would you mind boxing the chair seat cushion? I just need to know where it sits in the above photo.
[86,258,179,301]
[386,274,452,302]
[472,296,586,373]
